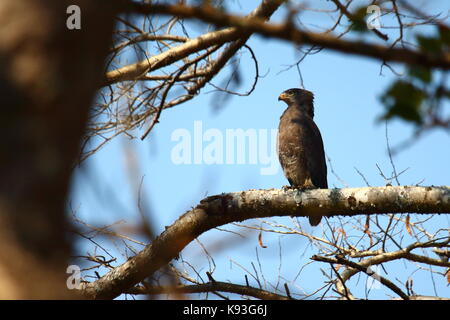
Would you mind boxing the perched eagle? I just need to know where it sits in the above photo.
[277,88,327,226]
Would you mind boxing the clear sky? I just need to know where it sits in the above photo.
[70,0,450,299]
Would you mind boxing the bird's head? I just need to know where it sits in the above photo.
[278,88,315,117]
[278,88,314,105]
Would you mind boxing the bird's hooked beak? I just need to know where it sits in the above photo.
[278,93,287,102]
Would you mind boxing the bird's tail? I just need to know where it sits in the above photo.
[308,214,322,227]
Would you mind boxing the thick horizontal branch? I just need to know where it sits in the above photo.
[125,281,290,300]
[81,185,450,299]
[131,3,450,70]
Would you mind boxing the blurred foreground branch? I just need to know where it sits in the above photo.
[129,3,450,70]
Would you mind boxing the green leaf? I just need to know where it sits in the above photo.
[380,81,425,124]
[438,26,450,45]
[435,86,450,100]
[351,6,368,33]
[408,66,432,84]
[416,35,442,54]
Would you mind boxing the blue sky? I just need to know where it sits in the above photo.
[70,1,450,299]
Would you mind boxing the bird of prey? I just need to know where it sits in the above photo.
[277,88,328,226]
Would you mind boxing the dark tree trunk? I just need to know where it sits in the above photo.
[0,0,119,298]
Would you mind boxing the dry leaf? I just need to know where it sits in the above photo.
[258,231,267,248]
[338,228,347,238]
[364,215,373,246]
[405,214,412,236]
[364,215,370,233]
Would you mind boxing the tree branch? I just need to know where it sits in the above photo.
[106,0,285,84]
[329,0,389,41]
[125,281,290,300]
[322,237,450,298]
[130,3,450,70]
[81,185,450,299]
[311,255,410,300]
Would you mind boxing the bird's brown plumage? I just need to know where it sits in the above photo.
[277,88,327,226]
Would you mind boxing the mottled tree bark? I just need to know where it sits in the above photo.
[0,0,119,298]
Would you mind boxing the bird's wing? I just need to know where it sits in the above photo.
[278,114,309,186]
[300,117,328,189]
[284,115,327,189]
